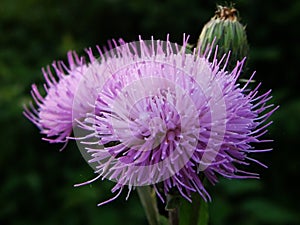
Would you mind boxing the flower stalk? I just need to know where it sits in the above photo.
[166,194,181,225]
[168,208,179,225]
[137,186,160,225]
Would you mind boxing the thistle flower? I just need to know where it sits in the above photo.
[74,35,277,205]
[23,51,98,144]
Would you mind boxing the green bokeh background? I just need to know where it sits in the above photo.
[1,0,299,224]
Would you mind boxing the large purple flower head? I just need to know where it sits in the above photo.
[73,35,277,204]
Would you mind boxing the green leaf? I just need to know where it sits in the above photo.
[159,215,169,225]
[179,195,209,225]
[137,186,160,225]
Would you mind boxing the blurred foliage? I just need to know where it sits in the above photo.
[0,0,299,224]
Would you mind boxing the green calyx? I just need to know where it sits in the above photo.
[197,5,249,71]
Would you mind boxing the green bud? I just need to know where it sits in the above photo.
[197,5,249,71]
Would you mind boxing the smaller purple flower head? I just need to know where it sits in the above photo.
[23,51,97,144]
[72,35,278,205]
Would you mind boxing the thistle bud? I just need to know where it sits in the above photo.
[197,5,249,70]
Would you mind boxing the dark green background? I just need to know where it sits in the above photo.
[1,0,299,224]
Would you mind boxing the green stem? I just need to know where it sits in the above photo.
[166,194,180,225]
[137,186,160,225]
[168,208,179,225]
[198,199,209,225]
[190,195,201,225]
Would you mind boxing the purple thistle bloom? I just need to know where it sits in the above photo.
[23,51,99,144]
[73,35,278,205]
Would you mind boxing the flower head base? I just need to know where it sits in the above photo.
[71,35,277,204]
